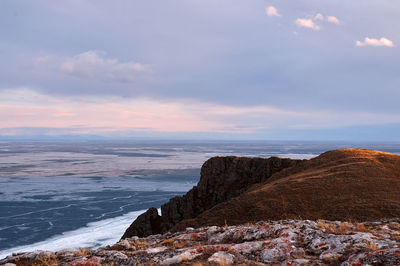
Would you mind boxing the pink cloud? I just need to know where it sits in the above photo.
[2,89,400,137]
[0,103,221,133]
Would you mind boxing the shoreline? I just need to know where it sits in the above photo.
[0,209,147,260]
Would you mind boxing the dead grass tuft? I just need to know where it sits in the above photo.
[32,255,60,266]
[388,222,400,230]
[366,241,378,251]
[390,234,400,241]
[133,240,149,249]
[317,220,353,235]
[73,248,92,257]
[355,223,373,233]
[162,238,175,245]
[11,254,60,266]
[9,257,31,266]
[223,220,229,230]
[172,241,186,249]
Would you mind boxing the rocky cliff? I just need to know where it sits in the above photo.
[122,156,301,239]
[173,149,400,231]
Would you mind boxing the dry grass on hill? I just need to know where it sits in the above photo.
[174,149,400,230]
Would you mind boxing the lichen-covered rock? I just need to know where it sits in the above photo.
[161,250,201,265]
[2,219,399,265]
[208,251,235,265]
[68,256,101,266]
[231,241,264,255]
[343,247,400,265]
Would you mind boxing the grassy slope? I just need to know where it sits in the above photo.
[174,149,400,230]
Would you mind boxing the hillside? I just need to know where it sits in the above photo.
[123,149,400,238]
[174,149,400,231]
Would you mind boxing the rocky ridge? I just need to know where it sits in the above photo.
[123,149,400,238]
[167,149,400,232]
[2,219,400,265]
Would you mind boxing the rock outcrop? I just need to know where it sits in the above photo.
[173,149,400,231]
[123,149,400,239]
[123,208,163,238]
[122,156,301,239]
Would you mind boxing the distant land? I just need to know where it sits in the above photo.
[1,123,400,142]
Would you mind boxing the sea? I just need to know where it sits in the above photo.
[1,140,400,259]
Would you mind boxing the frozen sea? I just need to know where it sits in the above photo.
[1,140,400,259]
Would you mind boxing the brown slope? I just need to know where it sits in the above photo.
[173,149,400,231]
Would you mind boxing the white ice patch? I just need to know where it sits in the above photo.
[0,209,146,259]
[276,153,317,159]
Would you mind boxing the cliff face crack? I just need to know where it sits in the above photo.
[121,156,300,239]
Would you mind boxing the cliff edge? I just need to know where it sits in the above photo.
[122,156,301,239]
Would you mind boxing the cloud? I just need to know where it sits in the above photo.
[60,51,149,83]
[314,13,324,21]
[303,14,341,29]
[2,89,400,138]
[295,18,320,30]
[266,6,280,17]
[295,13,341,31]
[326,16,340,25]
[355,37,394,47]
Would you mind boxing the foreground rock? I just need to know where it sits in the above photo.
[122,156,300,238]
[2,219,400,265]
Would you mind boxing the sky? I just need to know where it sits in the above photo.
[0,0,399,141]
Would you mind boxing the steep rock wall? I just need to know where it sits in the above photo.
[122,156,300,239]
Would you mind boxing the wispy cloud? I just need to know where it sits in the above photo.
[356,37,394,47]
[295,18,320,30]
[314,13,324,21]
[326,16,340,25]
[0,89,312,135]
[295,13,341,31]
[60,51,149,83]
[266,6,280,17]
[34,55,53,67]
